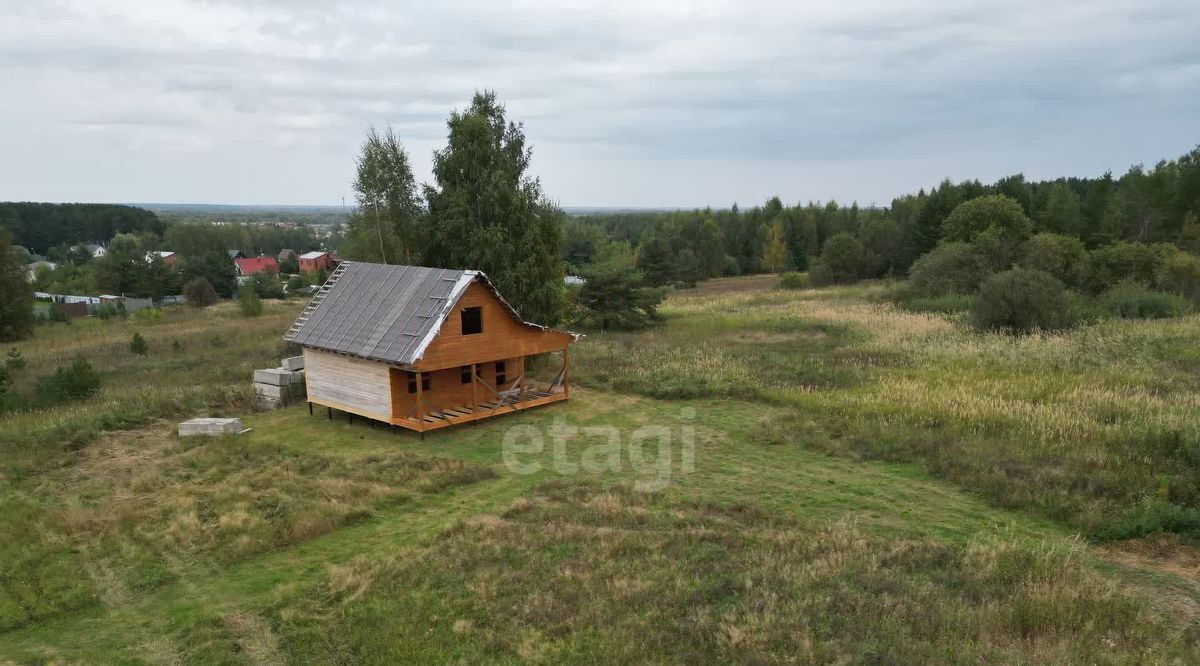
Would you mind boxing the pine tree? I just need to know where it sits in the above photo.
[424,91,564,324]
[129,332,148,356]
[0,229,34,342]
[635,236,675,287]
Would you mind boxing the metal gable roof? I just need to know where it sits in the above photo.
[282,262,570,367]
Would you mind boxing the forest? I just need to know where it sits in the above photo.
[0,203,164,254]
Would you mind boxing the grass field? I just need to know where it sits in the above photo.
[1,281,1198,663]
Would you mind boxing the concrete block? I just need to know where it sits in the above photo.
[254,382,305,400]
[281,355,305,371]
[253,368,305,386]
[179,417,243,437]
[256,396,284,410]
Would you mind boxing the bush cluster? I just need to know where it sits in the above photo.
[778,272,809,289]
[972,269,1071,333]
[899,210,1197,333]
[238,284,263,318]
[1100,281,1190,319]
[34,357,101,406]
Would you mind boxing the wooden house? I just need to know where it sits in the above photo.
[283,262,577,433]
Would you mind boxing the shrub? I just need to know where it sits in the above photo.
[1019,233,1089,288]
[1066,292,1112,325]
[1155,251,1200,303]
[183,277,219,308]
[941,195,1033,245]
[1099,281,1189,319]
[811,233,863,285]
[238,284,263,318]
[94,304,125,320]
[5,348,25,372]
[1098,499,1200,540]
[251,272,285,299]
[286,274,310,293]
[0,349,25,412]
[1086,241,1175,293]
[972,268,1071,333]
[778,272,809,289]
[906,242,989,297]
[133,308,163,324]
[130,332,148,356]
[34,356,101,405]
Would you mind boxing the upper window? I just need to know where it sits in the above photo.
[461,307,483,335]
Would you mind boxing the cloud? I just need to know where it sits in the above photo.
[0,0,1197,206]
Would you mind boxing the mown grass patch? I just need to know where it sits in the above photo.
[0,423,495,633]
[266,481,1199,664]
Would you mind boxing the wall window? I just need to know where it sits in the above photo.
[495,361,506,387]
[461,366,472,384]
[461,306,482,335]
[407,373,431,394]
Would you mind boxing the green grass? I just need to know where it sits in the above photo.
[0,284,1198,662]
[572,282,1200,539]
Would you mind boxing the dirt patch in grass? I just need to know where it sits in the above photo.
[1103,536,1200,582]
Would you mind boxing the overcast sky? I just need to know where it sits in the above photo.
[1,1,1197,208]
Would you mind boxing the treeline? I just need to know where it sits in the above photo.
[0,203,164,255]
[162,223,326,259]
[564,145,1200,291]
[566,200,890,286]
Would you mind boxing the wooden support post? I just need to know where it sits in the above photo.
[415,371,425,420]
[563,347,570,398]
[327,406,332,421]
[308,401,313,416]
[519,356,527,404]
[471,364,478,414]
[348,412,353,424]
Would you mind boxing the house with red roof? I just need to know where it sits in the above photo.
[235,256,279,276]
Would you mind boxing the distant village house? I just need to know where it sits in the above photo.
[145,250,177,267]
[235,256,279,276]
[298,250,335,273]
[69,243,107,258]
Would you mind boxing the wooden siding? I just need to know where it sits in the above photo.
[413,281,573,371]
[304,348,391,420]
